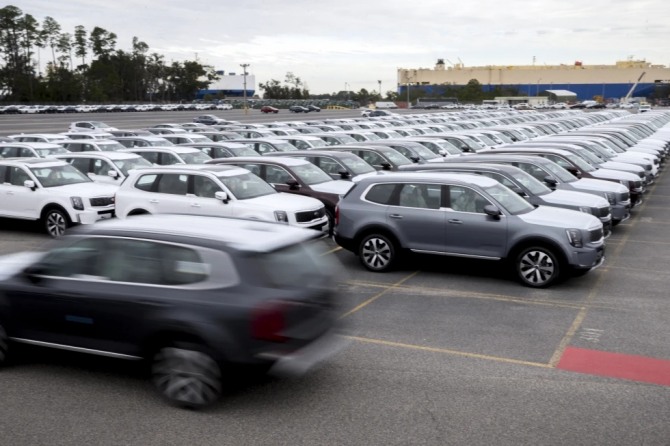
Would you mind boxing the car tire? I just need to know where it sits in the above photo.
[0,324,8,366]
[151,343,222,408]
[515,246,561,288]
[326,210,335,237]
[359,233,397,272]
[42,207,69,237]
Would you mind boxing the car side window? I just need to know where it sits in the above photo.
[134,174,158,191]
[157,173,188,195]
[92,159,111,175]
[161,153,181,165]
[18,147,34,157]
[365,184,397,205]
[359,151,385,167]
[256,143,274,155]
[478,172,516,189]
[293,140,310,150]
[449,186,489,213]
[9,167,31,186]
[0,147,19,158]
[71,158,91,174]
[99,239,208,285]
[193,175,221,198]
[316,157,344,176]
[512,162,546,182]
[139,151,159,164]
[0,166,7,182]
[38,237,104,278]
[265,165,293,184]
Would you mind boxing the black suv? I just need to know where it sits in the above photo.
[0,215,343,408]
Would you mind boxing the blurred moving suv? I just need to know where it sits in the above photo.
[335,172,605,287]
[0,215,344,408]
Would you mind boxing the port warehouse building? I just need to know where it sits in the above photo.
[397,59,670,101]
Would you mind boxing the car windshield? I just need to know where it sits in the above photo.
[509,170,552,195]
[305,139,327,148]
[35,147,68,156]
[89,121,112,129]
[339,156,376,175]
[484,183,535,215]
[180,151,212,164]
[271,142,298,152]
[29,164,92,187]
[406,144,441,160]
[113,157,153,176]
[292,163,333,185]
[539,161,578,183]
[380,149,412,166]
[229,146,260,156]
[147,138,173,146]
[564,153,596,172]
[217,171,276,199]
[97,141,125,151]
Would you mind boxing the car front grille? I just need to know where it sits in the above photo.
[596,207,610,218]
[589,227,604,242]
[296,207,326,223]
[90,197,115,207]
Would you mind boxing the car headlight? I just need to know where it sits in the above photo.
[274,210,289,223]
[70,196,84,210]
[566,228,583,248]
[603,192,616,205]
[578,206,591,214]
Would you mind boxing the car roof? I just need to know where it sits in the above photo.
[0,158,67,167]
[119,146,200,153]
[74,214,318,253]
[355,172,499,187]
[0,142,62,149]
[54,151,141,160]
[130,164,249,176]
[210,156,309,166]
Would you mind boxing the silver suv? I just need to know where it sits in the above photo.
[334,173,605,287]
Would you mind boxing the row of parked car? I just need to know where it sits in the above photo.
[1,108,667,407]
[1,109,668,289]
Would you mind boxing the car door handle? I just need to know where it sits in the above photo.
[191,203,201,208]
[389,214,403,219]
[448,219,463,224]
[149,199,159,204]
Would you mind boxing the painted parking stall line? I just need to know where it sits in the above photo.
[557,347,670,386]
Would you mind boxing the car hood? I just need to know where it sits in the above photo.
[543,190,610,207]
[518,206,601,229]
[0,251,44,281]
[599,161,643,174]
[246,192,323,211]
[589,168,639,182]
[574,178,628,193]
[310,180,354,195]
[50,182,119,197]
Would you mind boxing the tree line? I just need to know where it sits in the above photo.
[0,5,216,103]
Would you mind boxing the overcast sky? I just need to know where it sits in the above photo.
[16,0,670,94]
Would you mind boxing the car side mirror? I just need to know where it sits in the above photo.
[108,170,119,179]
[24,180,36,190]
[543,176,558,189]
[338,170,351,179]
[215,191,229,203]
[410,156,421,163]
[381,162,392,171]
[483,204,502,218]
[510,186,526,197]
[286,178,300,190]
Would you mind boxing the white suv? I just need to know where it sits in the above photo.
[114,165,329,231]
[0,159,118,236]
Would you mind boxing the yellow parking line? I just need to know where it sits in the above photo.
[340,271,419,318]
[321,246,343,255]
[347,335,552,368]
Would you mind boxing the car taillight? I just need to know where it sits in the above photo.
[251,301,287,343]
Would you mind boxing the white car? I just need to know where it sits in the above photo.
[54,152,153,184]
[9,133,73,144]
[0,142,69,158]
[114,164,329,232]
[68,121,118,133]
[0,158,117,236]
[118,146,212,165]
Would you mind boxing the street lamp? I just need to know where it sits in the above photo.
[240,63,250,114]
[378,80,382,99]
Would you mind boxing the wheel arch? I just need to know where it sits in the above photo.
[40,203,73,224]
[508,236,568,267]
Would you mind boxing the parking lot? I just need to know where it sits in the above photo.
[0,112,669,445]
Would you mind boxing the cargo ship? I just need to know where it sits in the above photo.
[398,59,670,101]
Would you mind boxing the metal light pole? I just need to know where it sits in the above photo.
[240,63,250,114]
[378,80,382,99]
